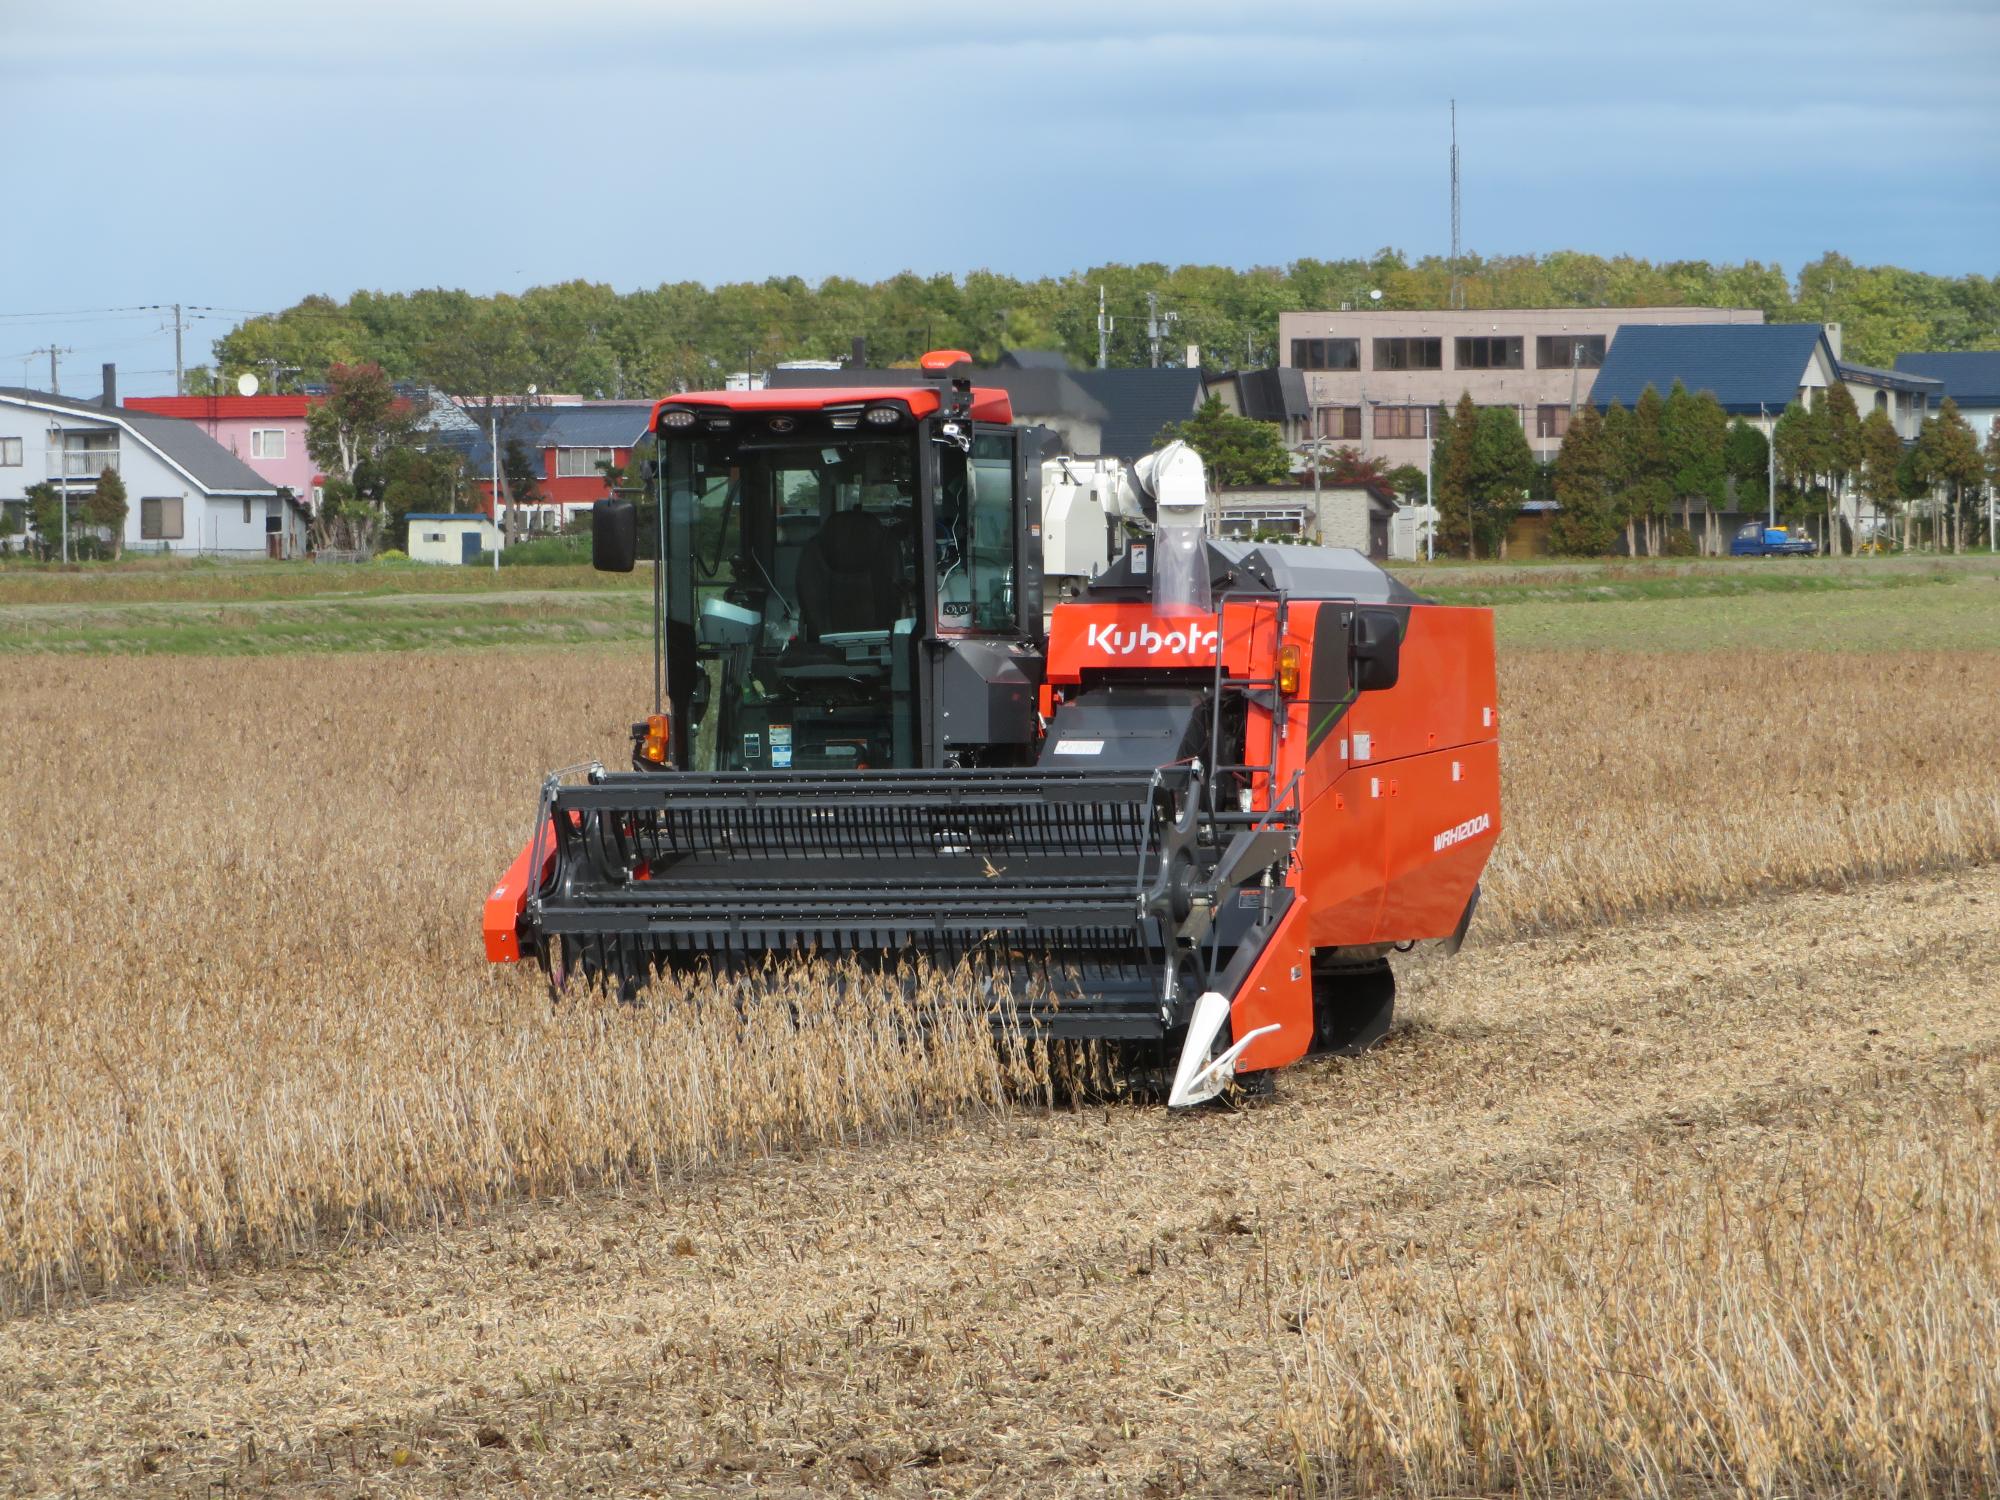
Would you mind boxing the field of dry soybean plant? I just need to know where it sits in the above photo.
[2,632,1997,1497]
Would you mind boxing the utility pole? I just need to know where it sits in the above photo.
[171,303,186,396]
[1096,286,1112,370]
[1762,403,1776,530]
[1449,100,1464,312]
[1144,292,1177,369]
[52,421,69,564]
[33,346,71,394]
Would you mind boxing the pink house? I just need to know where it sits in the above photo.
[123,395,323,509]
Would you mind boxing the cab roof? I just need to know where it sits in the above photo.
[649,384,1014,427]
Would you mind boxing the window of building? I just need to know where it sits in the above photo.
[1455,335,1523,370]
[555,446,617,478]
[1535,334,1606,370]
[1536,405,1571,440]
[1373,406,1433,440]
[249,428,286,459]
[242,499,252,524]
[1373,337,1442,372]
[141,497,184,540]
[1874,390,1888,412]
[0,437,21,466]
[1317,406,1362,440]
[1292,337,1360,372]
[423,531,446,543]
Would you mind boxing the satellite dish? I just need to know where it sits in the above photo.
[1369,289,1383,302]
[527,383,538,397]
[237,372,260,396]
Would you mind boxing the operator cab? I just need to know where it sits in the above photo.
[595,367,1046,773]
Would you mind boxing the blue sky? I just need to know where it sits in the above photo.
[3,0,1994,397]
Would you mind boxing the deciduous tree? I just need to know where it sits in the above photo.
[305,362,419,551]
[1153,397,1290,487]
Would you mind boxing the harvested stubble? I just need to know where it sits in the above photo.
[0,646,1996,1312]
[1282,1067,2000,1496]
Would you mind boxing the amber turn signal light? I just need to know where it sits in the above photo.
[641,712,671,765]
[1276,644,1301,697]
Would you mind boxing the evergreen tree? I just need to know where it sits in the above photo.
[1856,407,1905,549]
[1772,401,1828,531]
[1625,385,1673,556]
[1600,402,1636,553]
[1909,398,1984,553]
[1432,392,1480,557]
[1469,406,1535,557]
[1548,405,1616,555]
[1661,380,1728,553]
[82,466,128,560]
[1723,418,1771,522]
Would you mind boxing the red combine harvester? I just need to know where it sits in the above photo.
[485,354,1499,1104]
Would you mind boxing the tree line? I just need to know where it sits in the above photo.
[198,251,1999,402]
[1533,386,1999,558]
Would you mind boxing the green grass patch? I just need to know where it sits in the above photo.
[1493,574,2000,652]
[0,556,640,607]
[0,589,653,656]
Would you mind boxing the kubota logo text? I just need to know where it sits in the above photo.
[1083,621,1219,656]
[1433,812,1492,851]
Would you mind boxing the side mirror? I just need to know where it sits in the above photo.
[592,499,638,573]
[1352,608,1402,692]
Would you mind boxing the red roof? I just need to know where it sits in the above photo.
[652,385,1014,426]
[126,395,314,419]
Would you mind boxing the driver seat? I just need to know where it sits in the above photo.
[795,509,901,641]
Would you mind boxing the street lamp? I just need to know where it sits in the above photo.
[49,423,69,564]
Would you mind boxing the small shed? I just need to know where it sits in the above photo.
[407,513,500,564]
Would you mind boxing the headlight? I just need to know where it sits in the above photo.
[659,409,697,430]
[864,405,904,427]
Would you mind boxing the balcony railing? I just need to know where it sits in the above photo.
[46,448,120,477]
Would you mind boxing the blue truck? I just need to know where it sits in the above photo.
[1731,523,1818,557]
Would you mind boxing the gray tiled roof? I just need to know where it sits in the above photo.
[1068,368,1205,458]
[1836,360,1941,395]
[0,387,279,495]
[1893,352,2000,408]
[1590,323,1830,414]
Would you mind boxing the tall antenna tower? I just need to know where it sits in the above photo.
[1449,99,1463,310]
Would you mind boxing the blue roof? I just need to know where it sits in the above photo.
[1892,352,2000,408]
[1591,323,1831,414]
[1069,367,1205,459]
[535,404,655,448]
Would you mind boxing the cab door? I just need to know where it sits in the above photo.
[921,426,1045,765]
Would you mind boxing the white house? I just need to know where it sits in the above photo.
[0,380,308,558]
[406,512,501,564]
[1894,352,2000,447]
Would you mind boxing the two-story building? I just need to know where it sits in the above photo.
[1276,306,1768,468]
[124,393,322,508]
[0,376,306,557]
[446,402,656,528]
[1892,352,2000,445]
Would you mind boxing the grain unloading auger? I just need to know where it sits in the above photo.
[485,352,1501,1104]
